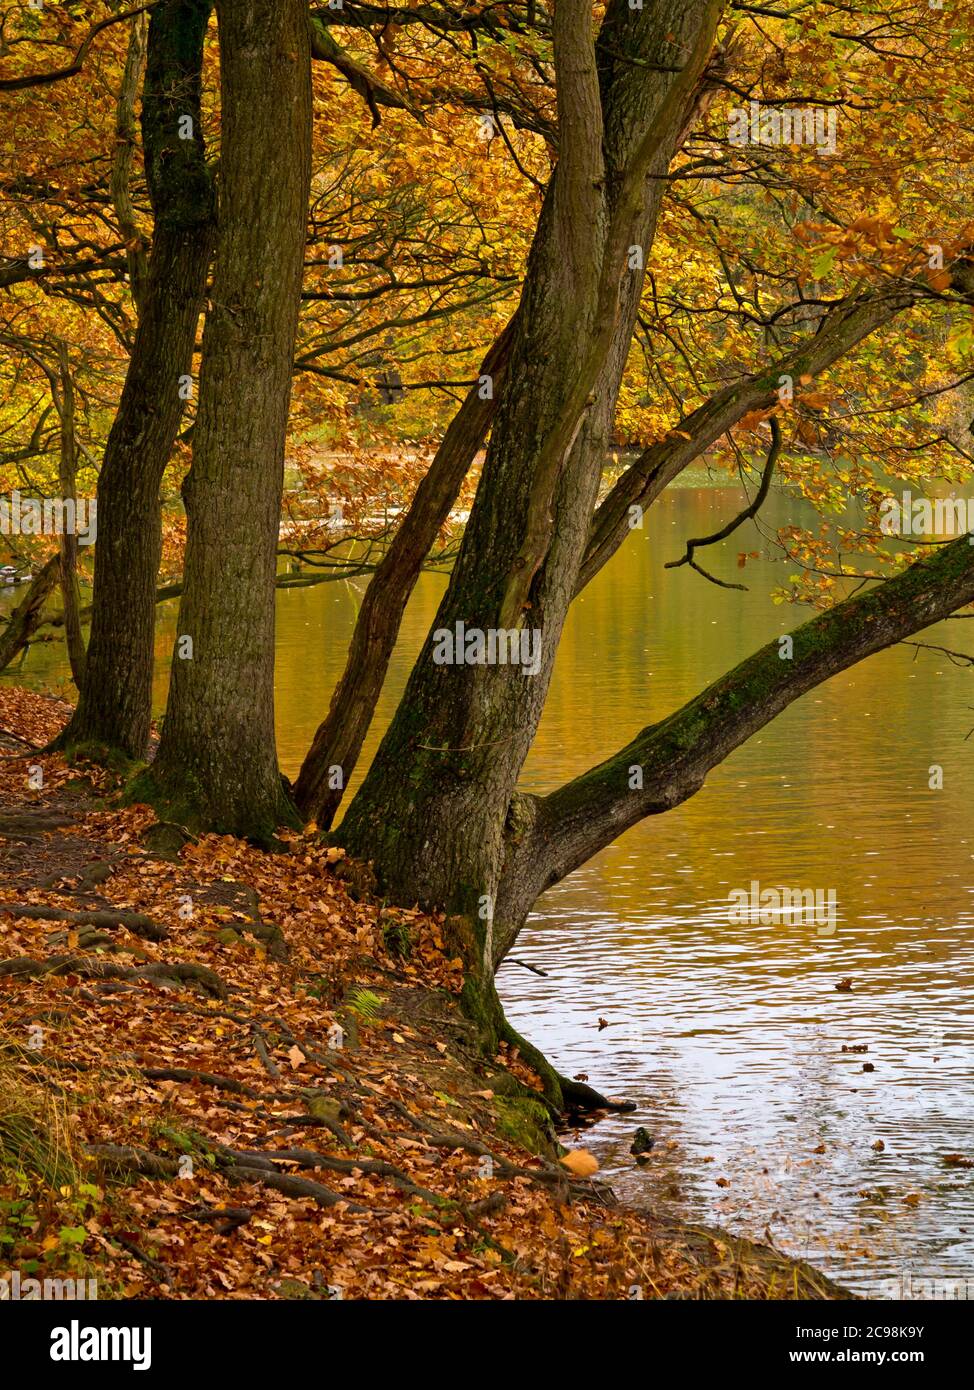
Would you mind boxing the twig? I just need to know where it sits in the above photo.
[665,416,782,590]
[499,957,549,977]
[180,1204,252,1235]
[251,1024,282,1079]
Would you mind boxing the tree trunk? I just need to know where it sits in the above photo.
[338,0,721,1025]
[294,321,514,827]
[53,0,215,759]
[0,556,60,674]
[111,10,151,315]
[56,342,86,688]
[145,0,312,840]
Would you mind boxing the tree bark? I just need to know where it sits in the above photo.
[146,0,313,839]
[294,320,514,827]
[0,556,60,674]
[53,0,215,759]
[338,0,723,1017]
[110,9,151,315]
[55,342,86,687]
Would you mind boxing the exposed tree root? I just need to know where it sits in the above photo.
[85,1140,371,1214]
[559,1073,638,1116]
[181,1204,253,1235]
[499,1015,634,1118]
[0,954,227,998]
[141,1066,261,1098]
[0,902,168,942]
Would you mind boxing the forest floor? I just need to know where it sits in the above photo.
[0,684,849,1301]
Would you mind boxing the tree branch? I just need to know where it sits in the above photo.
[497,531,974,943]
[576,290,917,593]
[309,3,546,37]
[0,5,156,91]
[309,16,417,125]
[665,413,782,589]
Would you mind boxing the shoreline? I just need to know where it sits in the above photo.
[0,684,849,1300]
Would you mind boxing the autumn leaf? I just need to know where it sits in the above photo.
[560,1150,599,1178]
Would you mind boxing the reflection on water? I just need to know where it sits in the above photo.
[5,484,973,1294]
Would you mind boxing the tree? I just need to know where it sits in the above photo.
[52,0,216,759]
[293,319,514,826]
[142,0,313,838]
[330,0,974,1098]
[7,0,974,1110]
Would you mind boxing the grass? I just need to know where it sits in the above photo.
[0,1056,80,1192]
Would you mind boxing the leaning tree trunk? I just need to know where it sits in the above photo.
[294,321,514,828]
[294,0,720,832]
[0,555,60,674]
[53,0,215,760]
[338,0,722,1035]
[145,0,312,839]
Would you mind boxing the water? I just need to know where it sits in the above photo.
[4,483,974,1295]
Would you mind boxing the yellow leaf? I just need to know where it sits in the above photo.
[560,1149,599,1177]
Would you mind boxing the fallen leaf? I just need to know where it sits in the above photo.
[560,1149,599,1178]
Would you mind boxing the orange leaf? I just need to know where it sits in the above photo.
[560,1149,599,1178]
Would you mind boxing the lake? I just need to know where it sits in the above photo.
[4,481,973,1296]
